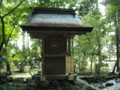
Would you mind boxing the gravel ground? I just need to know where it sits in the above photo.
[92,78,120,90]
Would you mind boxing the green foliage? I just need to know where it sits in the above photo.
[104,0,120,23]
[104,0,120,5]
[74,0,117,74]
[0,57,6,70]
[69,0,96,16]
[0,84,25,90]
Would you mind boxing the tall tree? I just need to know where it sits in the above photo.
[0,0,27,74]
[103,0,120,74]
[0,0,25,53]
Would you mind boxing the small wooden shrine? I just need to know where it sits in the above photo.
[21,7,93,80]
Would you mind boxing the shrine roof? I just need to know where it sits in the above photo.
[21,7,93,37]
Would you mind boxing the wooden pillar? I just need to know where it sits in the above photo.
[41,38,44,75]
[71,38,74,57]
[68,38,71,56]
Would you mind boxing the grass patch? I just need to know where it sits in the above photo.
[0,83,26,90]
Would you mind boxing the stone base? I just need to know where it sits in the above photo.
[26,77,100,90]
[33,72,77,81]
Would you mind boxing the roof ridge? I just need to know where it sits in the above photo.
[30,7,75,15]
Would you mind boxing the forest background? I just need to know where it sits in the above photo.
[0,0,120,77]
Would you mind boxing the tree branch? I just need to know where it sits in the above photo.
[6,12,22,47]
[0,16,5,52]
[3,0,24,18]
[2,10,23,55]
[0,40,4,52]
[0,0,24,52]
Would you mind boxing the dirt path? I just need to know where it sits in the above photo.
[9,71,37,78]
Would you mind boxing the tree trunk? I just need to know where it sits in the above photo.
[19,62,24,72]
[112,60,117,74]
[0,17,6,52]
[0,56,12,75]
[114,9,120,73]
[78,62,81,72]
[98,41,102,76]
[90,61,93,71]
[5,60,11,75]
[95,29,102,77]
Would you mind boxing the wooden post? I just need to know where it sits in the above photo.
[68,38,71,56]
[42,38,44,76]
[71,38,74,57]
